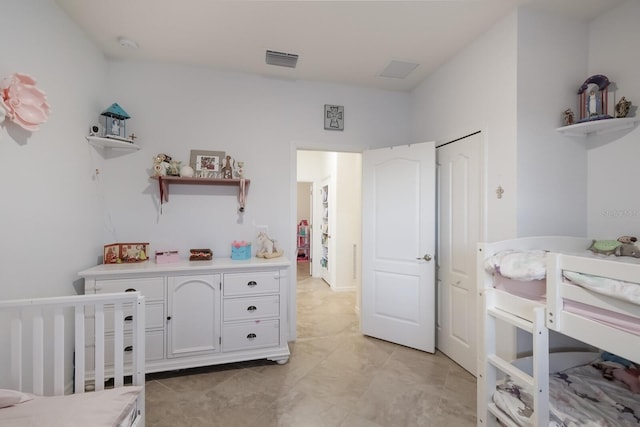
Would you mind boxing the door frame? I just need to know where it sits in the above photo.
[289,141,364,341]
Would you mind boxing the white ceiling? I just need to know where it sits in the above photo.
[55,0,623,92]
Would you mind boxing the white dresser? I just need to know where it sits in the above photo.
[78,257,290,374]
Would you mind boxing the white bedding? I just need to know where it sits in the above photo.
[486,250,640,305]
[564,270,640,305]
[494,363,640,426]
[0,386,142,427]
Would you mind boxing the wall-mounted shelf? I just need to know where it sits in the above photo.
[556,117,640,137]
[86,135,141,151]
[151,176,250,204]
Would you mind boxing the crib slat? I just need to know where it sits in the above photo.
[10,317,22,391]
[94,303,105,391]
[32,313,44,395]
[53,307,65,395]
[114,302,124,387]
[74,305,86,393]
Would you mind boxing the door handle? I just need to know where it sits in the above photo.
[416,254,432,261]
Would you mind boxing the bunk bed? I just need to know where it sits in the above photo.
[0,292,145,426]
[477,236,640,427]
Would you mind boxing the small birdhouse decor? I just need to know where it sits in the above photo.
[100,102,131,141]
[577,75,611,123]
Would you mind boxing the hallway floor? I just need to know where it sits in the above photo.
[145,263,476,426]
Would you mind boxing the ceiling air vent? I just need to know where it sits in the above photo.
[266,50,299,68]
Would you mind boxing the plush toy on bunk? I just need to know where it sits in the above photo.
[589,235,640,258]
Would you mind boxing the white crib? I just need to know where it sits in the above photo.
[0,292,145,426]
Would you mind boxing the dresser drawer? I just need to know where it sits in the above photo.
[95,277,164,300]
[85,329,164,366]
[223,272,279,296]
[222,320,279,352]
[224,295,279,322]
[100,301,164,333]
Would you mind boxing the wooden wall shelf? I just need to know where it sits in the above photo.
[151,176,250,204]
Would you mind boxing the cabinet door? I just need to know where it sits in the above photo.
[167,274,220,358]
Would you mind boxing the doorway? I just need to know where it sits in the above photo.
[295,150,362,295]
[296,181,312,278]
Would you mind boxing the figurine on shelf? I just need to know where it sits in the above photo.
[563,108,575,126]
[615,97,632,118]
[153,153,172,176]
[221,155,234,179]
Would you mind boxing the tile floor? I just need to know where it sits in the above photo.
[145,263,477,426]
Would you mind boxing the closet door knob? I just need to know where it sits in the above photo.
[416,254,432,261]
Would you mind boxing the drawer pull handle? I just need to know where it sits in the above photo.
[247,281,257,287]
[125,288,137,293]
[124,346,133,352]
[124,315,133,321]
[246,333,257,340]
[247,305,257,312]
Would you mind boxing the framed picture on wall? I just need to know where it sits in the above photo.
[190,150,225,177]
[324,104,344,130]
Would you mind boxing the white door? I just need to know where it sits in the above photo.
[167,274,220,358]
[362,142,436,352]
[436,132,483,374]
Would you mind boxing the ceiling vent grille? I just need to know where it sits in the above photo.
[266,50,299,68]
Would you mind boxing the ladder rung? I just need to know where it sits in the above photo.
[487,307,534,333]
[487,354,534,388]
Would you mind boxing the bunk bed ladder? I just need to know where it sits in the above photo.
[479,290,549,427]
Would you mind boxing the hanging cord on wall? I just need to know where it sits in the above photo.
[238,178,246,212]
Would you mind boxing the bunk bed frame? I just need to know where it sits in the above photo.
[477,236,640,427]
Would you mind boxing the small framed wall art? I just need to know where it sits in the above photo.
[189,150,225,178]
[324,104,344,131]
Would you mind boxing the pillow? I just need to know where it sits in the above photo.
[0,389,33,409]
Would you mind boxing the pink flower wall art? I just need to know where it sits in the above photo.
[0,73,50,131]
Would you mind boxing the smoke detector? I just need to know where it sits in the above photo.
[265,50,299,68]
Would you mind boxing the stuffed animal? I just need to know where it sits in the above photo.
[588,240,621,256]
[255,231,284,259]
[615,236,640,258]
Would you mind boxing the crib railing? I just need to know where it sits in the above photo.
[0,292,145,395]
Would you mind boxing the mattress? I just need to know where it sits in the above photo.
[0,386,142,427]
[493,362,640,426]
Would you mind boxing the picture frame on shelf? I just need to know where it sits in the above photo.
[190,150,225,178]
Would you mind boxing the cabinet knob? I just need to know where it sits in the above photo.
[247,305,257,312]
[247,281,257,287]
[124,315,133,321]
[246,333,257,340]
[167,316,172,321]
[124,346,133,352]
[125,288,137,293]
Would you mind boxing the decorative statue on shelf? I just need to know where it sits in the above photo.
[152,153,172,176]
[221,155,234,179]
[615,97,632,118]
[563,109,575,126]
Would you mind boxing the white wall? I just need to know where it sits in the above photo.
[515,8,589,237]
[0,0,107,300]
[100,61,410,263]
[587,0,640,238]
[411,12,518,242]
